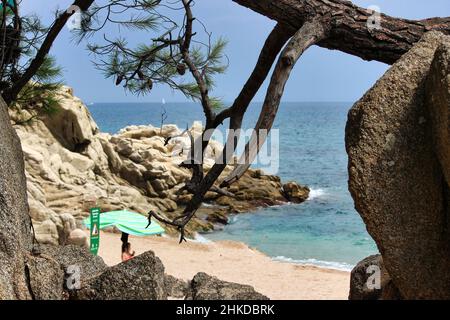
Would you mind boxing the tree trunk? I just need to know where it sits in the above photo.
[233,0,450,64]
[0,96,32,299]
[222,19,328,186]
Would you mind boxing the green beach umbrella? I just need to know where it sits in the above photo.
[0,0,15,14]
[84,210,165,236]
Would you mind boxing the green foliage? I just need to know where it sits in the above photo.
[119,15,160,31]
[176,38,228,108]
[14,55,63,115]
[34,55,63,82]
[209,96,225,110]
[83,1,228,108]
[74,0,161,42]
[0,8,58,108]
[2,0,229,115]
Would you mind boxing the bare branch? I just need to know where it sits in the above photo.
[156,23,294,234]
[213,23,293,127]
[180,0,214,124]
[222,19,329,187]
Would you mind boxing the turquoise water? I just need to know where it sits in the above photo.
[89,102,378,270]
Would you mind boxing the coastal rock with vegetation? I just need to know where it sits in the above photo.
[8,86,308,244]
[346,31,450,299]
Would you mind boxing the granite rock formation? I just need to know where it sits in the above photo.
[346,32,450,299]
[349,254,402,300]
[8,86,308,244]
[186,272,269,300]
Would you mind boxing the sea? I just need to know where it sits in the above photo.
[88,101,379,271]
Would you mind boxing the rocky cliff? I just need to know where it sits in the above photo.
[9,86,309,246]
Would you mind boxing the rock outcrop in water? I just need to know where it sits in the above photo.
[8,86,308,245]
[282,182,310,203]
[346,31,450,299]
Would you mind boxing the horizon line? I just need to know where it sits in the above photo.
[88,100,355,104]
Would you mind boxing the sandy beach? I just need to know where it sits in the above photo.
[95,231,350,300]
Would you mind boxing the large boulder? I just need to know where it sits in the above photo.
[346,31,450,299]
[33,219,59,246]
[349,255,402,300]
[24,253,65,300]
[164,274,189,299]
[42,86,98,152]
[66,229,89,247]
[71,251,167,300]
[186,272,269,300]
[40,245,108,286]
[426,41,450,186]
[0,97,33,299]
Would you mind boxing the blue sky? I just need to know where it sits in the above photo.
[22,0,450,103]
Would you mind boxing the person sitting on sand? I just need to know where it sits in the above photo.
[120,232,135,262]
[121,242,135,262]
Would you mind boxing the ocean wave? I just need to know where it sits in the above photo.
[191,234,213,244]
[201,202,228,209]
[272,256,354,271]
[308,188,327,200]
[201,202,214,208]
[226,214,239,224]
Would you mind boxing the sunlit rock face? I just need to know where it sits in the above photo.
[10,85,307,244]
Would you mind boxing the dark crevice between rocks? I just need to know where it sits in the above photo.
[73,140,91,153]
[24,263,36,300]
